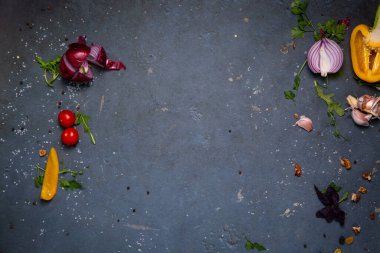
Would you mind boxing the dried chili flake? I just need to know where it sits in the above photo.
[294,163,302,177]
[340,158,351,170]
[39,149,47,157]
[352,226,361,235]
[351,192,361,203]
[362,172,372,182]
[358,186,368,194]
[345,236,354,245]
[370,212,375,220]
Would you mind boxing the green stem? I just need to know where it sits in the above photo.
[297,59,308,76]
[303,13,316,31]
[373,4,380,30]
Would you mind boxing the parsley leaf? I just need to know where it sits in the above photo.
[338,191,349,204]
[291,27,304,39]
[245,239,267,251]
[60,179,82,190]
[59,168,84,177]
[35,56,61,87]
[290,0,308,15]
[75,111,96,144]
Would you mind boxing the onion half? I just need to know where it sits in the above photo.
[307,38,343,77]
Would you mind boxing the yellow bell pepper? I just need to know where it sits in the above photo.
[40,147,59,201]
[350,5,380,83]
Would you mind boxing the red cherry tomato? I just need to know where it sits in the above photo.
[58,110,76,128]
[61,128,79,146]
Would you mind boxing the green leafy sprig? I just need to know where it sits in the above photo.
[35,56,61,87]
[291,0,349,43]
[34,164,87,190]
[284,59,308,101]
[75,112,96,145]
[314,81,347,139]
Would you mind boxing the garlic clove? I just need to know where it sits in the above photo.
[370,97,380,117]
[351,109,372,126]
[295,115,313,132]
[357,94,373,111]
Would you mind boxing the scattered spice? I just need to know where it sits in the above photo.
[351,192,361,203]
[334,249,342,253]
[352,226,361,235]
[358,186,368,194]
[293,113,299,119]
[39,149,47,157]
[345,236,354,245]
[295,163,302,177]
[340,158,351,170]
[362,172,372,182]
[370,212,375,220]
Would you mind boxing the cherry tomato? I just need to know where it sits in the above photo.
[61,128,79,146]
[58,110,76,128]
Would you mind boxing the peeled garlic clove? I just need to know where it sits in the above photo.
[295,116,313,132]
[351,109,372,126]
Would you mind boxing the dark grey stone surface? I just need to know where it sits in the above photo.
[0,0,379,252]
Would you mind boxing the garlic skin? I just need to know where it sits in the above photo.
[295,116,313,132]
[351,109,372,126]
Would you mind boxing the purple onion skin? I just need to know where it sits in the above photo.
[59,36,125,83]
[307,38,343,77]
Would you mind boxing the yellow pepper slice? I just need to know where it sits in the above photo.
[40,147,59,201]
[350,5,380,83]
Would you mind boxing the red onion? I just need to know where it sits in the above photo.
[307,38,343,77]
[59,36,126,83]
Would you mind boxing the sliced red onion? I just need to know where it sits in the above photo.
[59,36,125,83]
[307,38,343,77]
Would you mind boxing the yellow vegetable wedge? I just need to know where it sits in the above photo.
[40,147,59,201]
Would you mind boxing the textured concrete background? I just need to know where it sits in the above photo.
[0,0,379,252]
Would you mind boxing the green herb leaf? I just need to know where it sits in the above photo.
[290,0,308,15]
[339,191,349,204]
[59,168,84,177]
[314,81,345,117]
[34,164,44,188]
[35,56,61,86]
[75,111,96,144]
[293,75,301,91]
[245,239,267,251]
[328,182,342,192]
[291,27,304,39]
[60,179,82,190]
[284,90,296,100]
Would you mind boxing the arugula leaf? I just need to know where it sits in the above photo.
[34,164,44,188]
[245,239,266,251]
[60,179,82,190]
[75,111,96,144]
[284,90,296,101]
[59,168,84,177]
[35,56,61,86]
[284,59,307,101]
[314,81,345,116]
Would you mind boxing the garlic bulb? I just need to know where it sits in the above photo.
[307,38,343,77]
